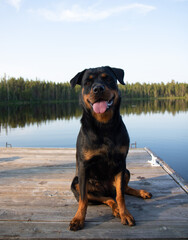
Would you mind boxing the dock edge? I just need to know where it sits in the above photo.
[144,147,188,194]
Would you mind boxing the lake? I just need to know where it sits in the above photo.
[0,99,188,182]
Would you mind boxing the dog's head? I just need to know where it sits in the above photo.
[70,66,125,124]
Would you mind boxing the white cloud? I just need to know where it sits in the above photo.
[32,3,156,22]
[6,0,22,10]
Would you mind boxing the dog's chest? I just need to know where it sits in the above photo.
[83,139,127,180]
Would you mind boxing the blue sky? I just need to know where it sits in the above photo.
[0,0,188,83]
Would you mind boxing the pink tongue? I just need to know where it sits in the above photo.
[93,101,108,114]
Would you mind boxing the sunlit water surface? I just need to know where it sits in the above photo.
[0,100,187,182]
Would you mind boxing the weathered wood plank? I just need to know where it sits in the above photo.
[0,148,187,239]
[0,179,185,197]
[0,199,188,222]
[0,221,187,240]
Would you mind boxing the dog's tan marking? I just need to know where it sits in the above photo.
[115,146,127,155]
[91,89,118,123]
[88,194,120,218]
[114,172,135,226]
[101,73,107,78]
[83,146,108,161]
[112,89,119,105]
[124,168,152,199]
[82,87,119,124]
[69,182,88,231]
[92,111,113,123]
[83,145,127,162]
[82,88,92,110]
[69,197,88,231]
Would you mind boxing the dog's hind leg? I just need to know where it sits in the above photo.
[124,169,152,199]
[87,194,120,218]
[71,178,120,218]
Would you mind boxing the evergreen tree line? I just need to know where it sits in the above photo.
[0,77,80,102]
[119,81,188,99]
[0,76,187,103]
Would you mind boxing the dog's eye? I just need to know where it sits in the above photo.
[85,80,92,86]
[85,75,94,86]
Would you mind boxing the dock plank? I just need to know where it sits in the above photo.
[0,221,187,240]
[0,148,187,239]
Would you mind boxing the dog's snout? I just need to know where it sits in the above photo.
[93,84,105,94]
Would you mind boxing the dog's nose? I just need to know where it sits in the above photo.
[93,84,105,94]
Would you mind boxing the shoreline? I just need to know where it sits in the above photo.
[0,97,187,105]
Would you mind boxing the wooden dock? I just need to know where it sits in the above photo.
[0,148,187,239]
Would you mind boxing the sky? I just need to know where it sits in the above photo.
[0,0,188,84]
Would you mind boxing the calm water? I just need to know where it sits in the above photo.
[0,99,188,182]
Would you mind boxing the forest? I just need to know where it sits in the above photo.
[0,76,187,103]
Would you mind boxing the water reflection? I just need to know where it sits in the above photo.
[121,99,188,115]
[1,99,188,182]
[0,99,187,131]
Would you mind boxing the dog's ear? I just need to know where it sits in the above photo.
[70,70,86,88]
[109,67,125,85]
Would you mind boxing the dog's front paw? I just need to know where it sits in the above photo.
[140,190,152,199]
[121,212,135,226]
[69,218,84,231]
[112,203,120,218]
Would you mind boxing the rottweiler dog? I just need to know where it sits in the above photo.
[69,66,152,231]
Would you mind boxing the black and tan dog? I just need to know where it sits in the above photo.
[69,66,152,231]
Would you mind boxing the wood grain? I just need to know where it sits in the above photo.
[0,148,187,239]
